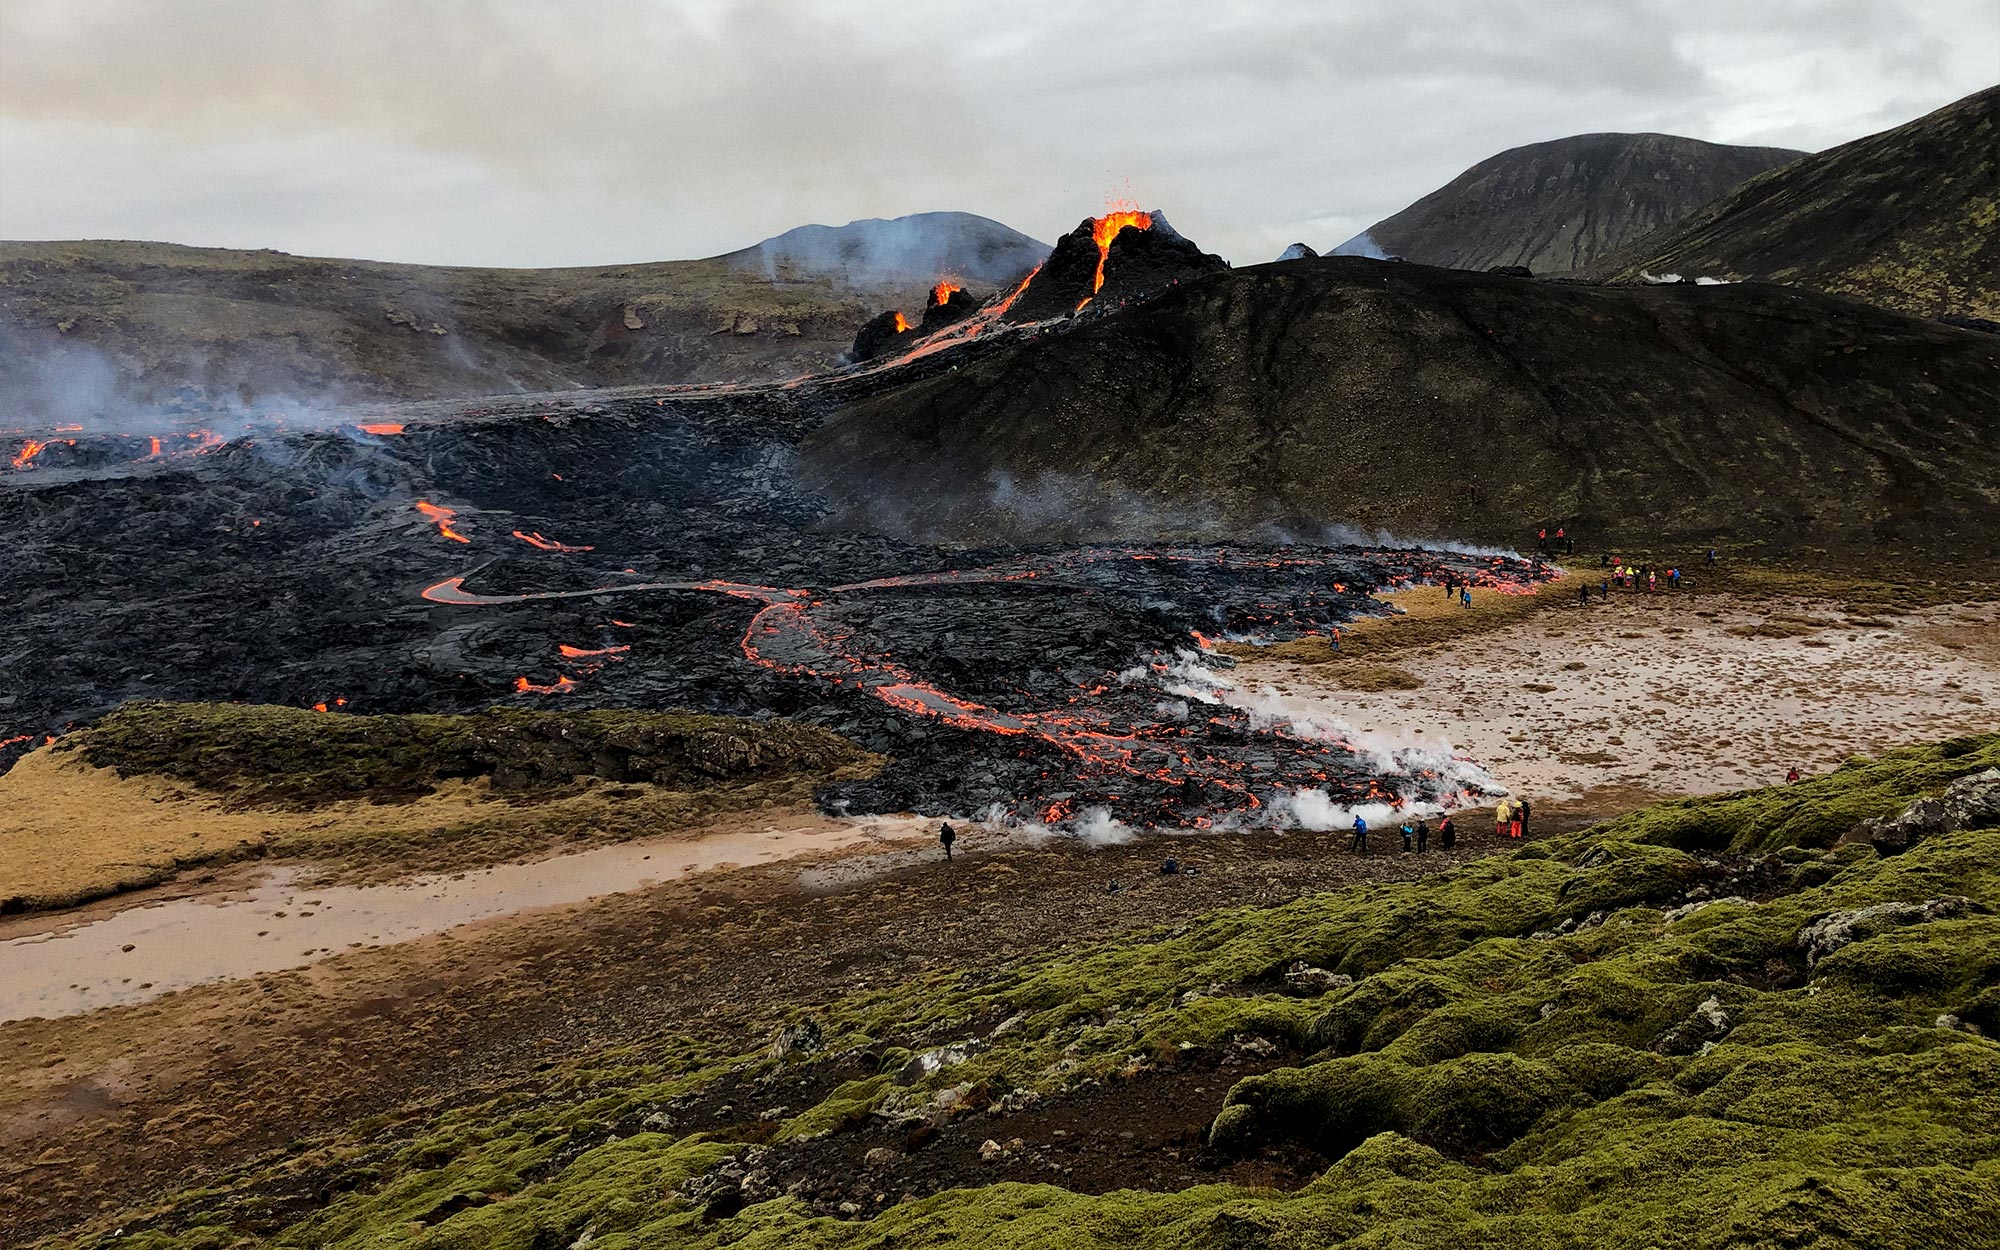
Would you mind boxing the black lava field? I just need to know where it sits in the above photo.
[0,379,1549,831]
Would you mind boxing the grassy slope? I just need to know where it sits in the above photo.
[0,703,876,911]
[69,735,2000,1249]
[0,240,911,406]
[1594,86,1999,320]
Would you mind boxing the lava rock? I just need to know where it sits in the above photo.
[1004,210,1228,322]
[1796,896,1982,966]
[1851,767,2000,854]
[1276,242,1319,262]
[850,309,913,362]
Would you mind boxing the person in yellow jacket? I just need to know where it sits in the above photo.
[1493,798,1513,840]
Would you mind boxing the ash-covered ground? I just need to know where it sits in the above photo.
[0,376,1549,830]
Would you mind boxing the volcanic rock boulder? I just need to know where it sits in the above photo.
[918,283,982,334]
[1003,209,1228,322]
[850,309,913,362]
[1277,243,1320,262]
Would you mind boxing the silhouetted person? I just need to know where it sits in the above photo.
[1349,814,1368,853]
[1517,798,1532,836]
[939,821,957,860]
[1416,819,1430,853]
[1439,815,1456,850]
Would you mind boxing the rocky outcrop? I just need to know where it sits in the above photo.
[1796,896,1982,966]
[1852,767,2000,854]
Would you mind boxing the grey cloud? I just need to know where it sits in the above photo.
[1,0,1993,266]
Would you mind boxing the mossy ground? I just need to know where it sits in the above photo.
[45,736,2000,1249]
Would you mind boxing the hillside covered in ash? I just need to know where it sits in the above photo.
[1590,85,2000,321]
[1340,132,1803,274]
[806,256,2000,564]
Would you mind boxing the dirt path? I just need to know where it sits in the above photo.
[1244,594,2000,801]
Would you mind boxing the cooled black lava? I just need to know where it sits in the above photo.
[0,386,1551,828]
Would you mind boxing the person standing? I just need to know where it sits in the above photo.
[1438,814,1456,850]
[1416,819,1430,853]
[939,821,957,860]
[1400,821,1415,852]
[1517,797,1532,837]
[1461,586,1473,610]
[1493,798,1512,840]
[1349,814,1368,853]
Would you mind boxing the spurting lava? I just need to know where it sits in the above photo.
[1085,206,1153,302]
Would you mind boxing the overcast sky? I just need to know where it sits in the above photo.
[2,0,1994,267]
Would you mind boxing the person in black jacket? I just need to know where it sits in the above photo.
[1439,815,1456,850]
[939,822,957,860]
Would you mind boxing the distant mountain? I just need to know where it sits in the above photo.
[1591,86,1999,320]
[721,212,1048,288]
[1341,133,1804,274]
[0,215,1050,415]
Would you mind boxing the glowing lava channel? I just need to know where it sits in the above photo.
[418,548,1552,827]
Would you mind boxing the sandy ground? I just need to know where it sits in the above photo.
[4,588,1996,1242]
[1246,593,2000,804]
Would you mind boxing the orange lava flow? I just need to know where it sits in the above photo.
[10,440,46,470]
[357,422,405,436]
[1088,208,1152,296]
[415,501,470,543]
[992,263,1042,318]
[513,530,594,553]
[931,280,962,306]
[514,675,576,695]
[892,312,911,333]
[147,436,163,458]
[557,643,631,659]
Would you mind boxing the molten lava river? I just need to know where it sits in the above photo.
[0,387,1553,836]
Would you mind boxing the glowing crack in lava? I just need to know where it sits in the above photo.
[10,440,47,470]
[414,501,470,543]
[357,422,405,436]
[513,530,594,553]
[420,547,1553,829]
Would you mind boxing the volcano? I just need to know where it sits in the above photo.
[1002,208,1228,322]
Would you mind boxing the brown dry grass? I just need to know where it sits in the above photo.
[1220,576,1575,668]
[0,746,853,913]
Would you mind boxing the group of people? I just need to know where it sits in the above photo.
[1535,526,1577,555]
[1347,811,1464,854]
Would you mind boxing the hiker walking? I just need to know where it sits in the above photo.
[1537,527,1548,552]
[1579,583,1591,608]
[939,821,957,860]
[1707,548,1717,566]
[1416,819,1430,853]
[1349,814,1368,853]
[1438,814,1456,850]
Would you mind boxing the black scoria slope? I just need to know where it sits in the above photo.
[801,256,2000,565]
